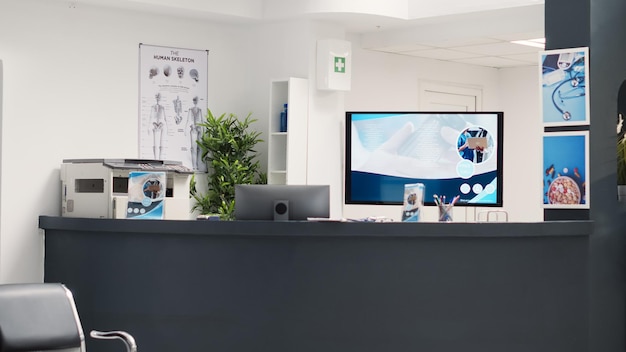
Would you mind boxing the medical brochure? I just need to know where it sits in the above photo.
[402,183,425,222]
[126,171,166,219]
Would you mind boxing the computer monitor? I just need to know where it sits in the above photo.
[234,184,330,221]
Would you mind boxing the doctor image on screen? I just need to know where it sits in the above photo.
[457,127,492,164]
[458,128,475,162]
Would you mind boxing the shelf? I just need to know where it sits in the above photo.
[267,77,308,185]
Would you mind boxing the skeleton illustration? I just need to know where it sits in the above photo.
[186,96,203,170]
[148,92,167,160]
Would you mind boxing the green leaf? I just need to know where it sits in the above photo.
[190,109,266,218]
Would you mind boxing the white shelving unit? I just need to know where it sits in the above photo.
[267,77,309,185]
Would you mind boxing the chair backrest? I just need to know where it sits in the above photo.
[0,283,85,352]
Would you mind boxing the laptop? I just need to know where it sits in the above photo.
[467,137,487,149]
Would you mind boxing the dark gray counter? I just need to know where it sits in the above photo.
[39,216,591,352]
[39,215,592,237]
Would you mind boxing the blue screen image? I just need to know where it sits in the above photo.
[346,112,503,206]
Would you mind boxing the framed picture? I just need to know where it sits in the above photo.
[542,131,589,208]
[138,44,209,171]
[539,47,589,126]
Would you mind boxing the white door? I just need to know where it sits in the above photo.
[419,81,481,112]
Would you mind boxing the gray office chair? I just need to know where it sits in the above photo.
[0,283,137,352]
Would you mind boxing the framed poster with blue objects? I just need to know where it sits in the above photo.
[542,131,589,208]
[539,47,589,127]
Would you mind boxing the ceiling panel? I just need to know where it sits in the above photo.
[412,37,502,49]
[368,44,434,53]
[50,0,545,68]
[400,48,483,60]
[501,52,541,64]
[452,42,541,56]
[451,56,532,68]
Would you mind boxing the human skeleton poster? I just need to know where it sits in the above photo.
[139,44,208,171]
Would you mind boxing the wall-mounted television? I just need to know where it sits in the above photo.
[345,111,503,207]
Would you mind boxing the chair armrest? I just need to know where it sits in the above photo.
[90,330,137,352]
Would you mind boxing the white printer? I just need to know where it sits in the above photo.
[61,159,194,219]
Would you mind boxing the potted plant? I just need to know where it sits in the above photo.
[190,109,266,219]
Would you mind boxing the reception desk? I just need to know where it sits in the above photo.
[39,216,591,352]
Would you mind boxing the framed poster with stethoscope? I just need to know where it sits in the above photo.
[539,47,589,127]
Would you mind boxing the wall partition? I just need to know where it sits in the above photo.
[545,0,626,351]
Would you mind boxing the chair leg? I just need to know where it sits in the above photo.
[90,330,137,352]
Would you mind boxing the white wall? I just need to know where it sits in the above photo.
[498,65,543,222]
[305,23,348,219]
[246,20,348,219]
[0,0,542,283]
[0,0,253,283]
[246,20,314,175]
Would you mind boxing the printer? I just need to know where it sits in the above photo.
[61,159,194,219]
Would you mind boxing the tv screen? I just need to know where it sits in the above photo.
[346,111,503,206]
[234,184,330,221]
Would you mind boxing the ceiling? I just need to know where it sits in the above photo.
[357,4,545,68]
[60,0,545,68]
